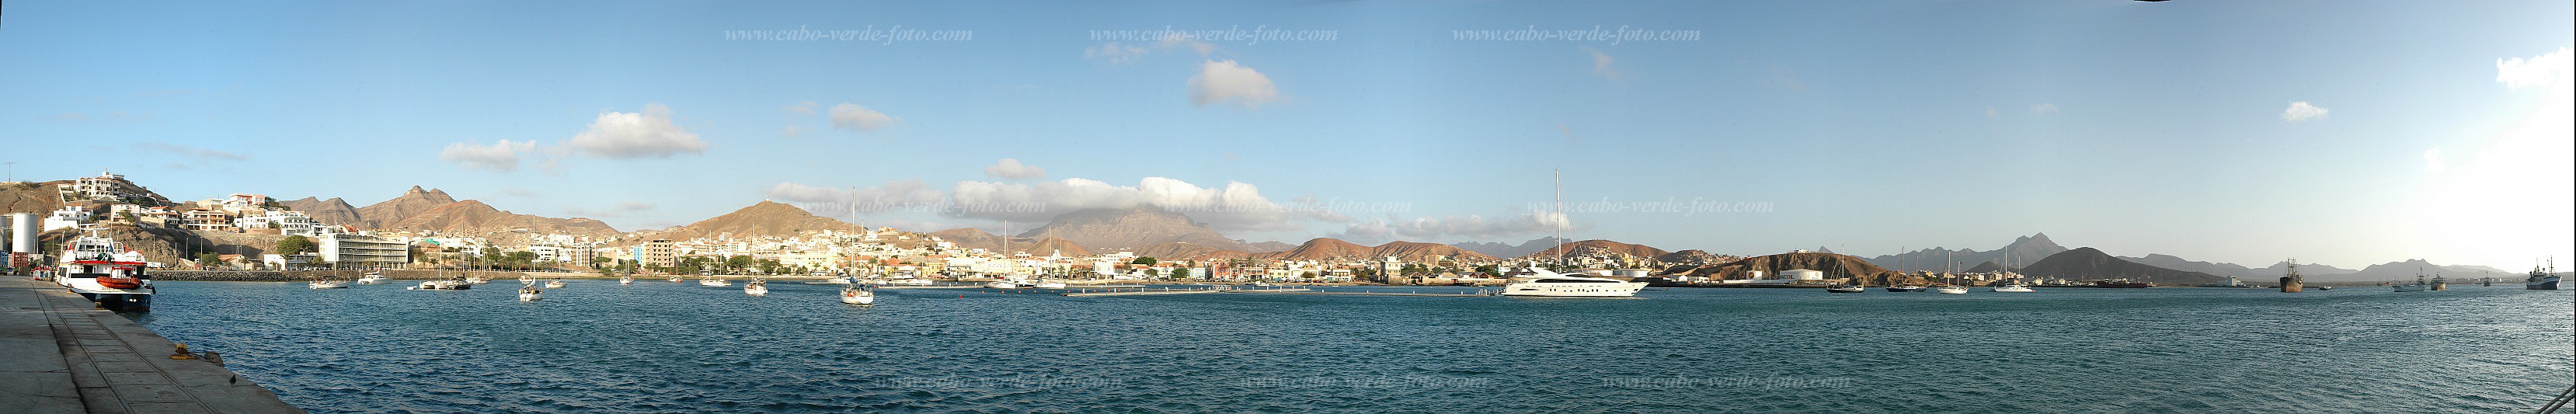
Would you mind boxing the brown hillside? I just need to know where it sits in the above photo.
[357,186,458,228]
[1373,241,1499,263]
[1129,242,1223,259]
[1519,239,1668,260]
[650,200,861,241]
[1,180,68,215]
[1271,238,1373,260]
[1016,206,1248,251]
[929,228,1004,252]
[279,197,364,226]
[384,200,620,238]
[1012,237,1094,257]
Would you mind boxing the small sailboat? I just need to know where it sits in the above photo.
[743,279,769,296]
[841,284,875,305]
[465,275,490,284]
[669,275,685,283]
[618,275,634,285]
[1883,284,1926,292]
[518,275,534,285]
[355,271,391,284]
[543,279,566,288]
[517,284,543,301]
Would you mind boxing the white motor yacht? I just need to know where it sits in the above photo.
[1500,267,1648,297]
[1992,284,2035,293]
[308,279,351,289]
[841,285,875,304]
[743,279,769,296]
[355,272,392,284]
[543,279,566,288]
[700,277,733,287]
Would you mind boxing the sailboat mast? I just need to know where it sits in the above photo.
[1552,169,1564,270]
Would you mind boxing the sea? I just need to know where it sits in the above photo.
[130,281,2574,413]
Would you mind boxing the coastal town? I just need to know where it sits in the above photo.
[4,170,2531,290]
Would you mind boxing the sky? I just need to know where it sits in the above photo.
[2,1,2569,270]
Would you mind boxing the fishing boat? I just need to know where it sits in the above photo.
[2528,258,2559,290]
[841,284,875,304]
[308,279,351,289]
[743,279,769,296]
[517,284,542,301]
[699,277,732,287]
[1883,284,1926,292]
[1992,284,2035,293]
[355,271,392,284]
[1826,284,1865,294]
[2393,268,2430,292]
[543,279,566,288]
[1499,170,1648,298]
[54,229,156,311]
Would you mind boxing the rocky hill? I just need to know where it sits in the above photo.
[1262,238,1496,263]
[1016,206,1248,252]
[1658,252,1909,286]
[1517,239,1667,260]
[1452,236,1565,259]
[1128,242,1223,260]
[928,228,1005,252]
[2019,247,2226,285]
[278,197,363,226]
[1868,233,2068,271]
[1965,260,2013,273]
[1655,249,1732,266]
[1013,237,1094,257]
[2305,259,2520,282]
[382,200,620,239]
[1242,241,1297,253]
[356,186,458,228]
[643,200,861,242]
[1,180,68,214]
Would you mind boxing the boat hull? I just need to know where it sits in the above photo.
[74,291,152,312]
[842,294,874,304]
[1882,287,1925,292]
[1500,281,1649,297]
[2530,277,2560,290]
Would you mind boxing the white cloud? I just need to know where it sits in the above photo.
[1188,60,1279,108]
[2029,103,2060,115]
[439,139,538,172]
[1331,211,1572,243]
[2423,148,2445,174]
[780,124,806,137]
[784,100,819,115]
[563,103,708,158]
[1584,47,1617,80]
[1084,42,1150,64]
[983,158,1046,180]
[949,177,1338,232]
[828,103,900,132]
[2281,101,2329,122]
[2497,47,2572,90]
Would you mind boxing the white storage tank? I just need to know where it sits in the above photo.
[8,213,36,254]
[1783,269,1825,280]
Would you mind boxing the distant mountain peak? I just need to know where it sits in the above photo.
[1016,206,1243,251]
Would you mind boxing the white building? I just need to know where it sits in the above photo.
[319,233,409,268]
[43,206,91,232]
[1782,269,1825,280]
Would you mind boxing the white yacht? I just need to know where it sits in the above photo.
[985,280,1026,289]
[1934,285,1969,294]
[700,277,732,287]
[355,272,392,284]
[308,279,351,289]
[517,284,543,301]
[465,275,491,284]
[1500,267,1648,297]
[543,279,566,288]
[1992,284,2035,293]
[416,279,472,290]
[1031,280,1068,289]
[841,284,875,305]
[618,276,634,285]
[743,279,769,296]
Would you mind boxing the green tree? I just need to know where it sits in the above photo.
[274,235,317,256]
[1170,267,1192,280]
[1131,257,1157,266]
[726,256,755,273]
[1475,264,1499,276]
[195,252,221,270]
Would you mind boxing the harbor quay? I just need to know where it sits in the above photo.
[0,278,303,413]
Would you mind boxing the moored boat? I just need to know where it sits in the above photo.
[1992,284,2035,293]
[308,279,351,289]
[543,279,566,288]
[416,279,472,290]
[619,276,634,285]
[743,279,769,296]
[841,284,874,304]
[2528,258,2559,290]
[2093,279,2153,288]
[700,277,732,287]
[355,272,392,284]
[54,229,156,311]
[1501,267,1649,297]
[1883,285,1926,292]
[518,284,542,301]
[1826,284,1865,294]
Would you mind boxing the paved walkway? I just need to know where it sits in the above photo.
[1,278,303,413]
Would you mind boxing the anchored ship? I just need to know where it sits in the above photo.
[52,229,155,311]
[2529,258,2559,290]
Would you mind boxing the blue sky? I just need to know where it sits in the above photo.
[3,1,2569,270]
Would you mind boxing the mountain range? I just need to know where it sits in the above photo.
[1866,233,2069,271]
[2019,247,2228,285]
[639,200,859,242]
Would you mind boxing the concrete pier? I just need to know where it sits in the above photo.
[2,278,303,413]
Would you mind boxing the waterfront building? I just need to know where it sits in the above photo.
[319,233,410,269]
[642,239,677,269]
[60,170,158,203]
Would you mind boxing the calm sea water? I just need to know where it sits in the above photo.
[131,281,2572,413]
